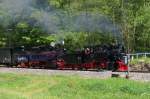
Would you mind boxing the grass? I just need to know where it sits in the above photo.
[0,73,149,99]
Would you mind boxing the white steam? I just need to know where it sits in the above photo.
[0,0,122,38]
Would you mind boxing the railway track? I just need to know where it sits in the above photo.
[0,67,150,82]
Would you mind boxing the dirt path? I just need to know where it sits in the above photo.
[0,67,150,82]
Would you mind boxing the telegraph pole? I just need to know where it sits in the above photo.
[121,0,130,77]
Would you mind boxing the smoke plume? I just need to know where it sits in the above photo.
[0,0,122,39]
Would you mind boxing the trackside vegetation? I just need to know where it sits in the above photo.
[130,57,150,65]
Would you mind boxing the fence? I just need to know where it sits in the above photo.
[123,53,150,64]
[123,53,150,73]
[128,53,150,58]
[126,53,150,61]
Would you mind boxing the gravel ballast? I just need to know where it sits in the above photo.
[0,67,150,82]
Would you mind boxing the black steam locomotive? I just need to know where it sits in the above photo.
[0,44,128,71]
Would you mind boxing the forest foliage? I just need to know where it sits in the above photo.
[0,0,150,52]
